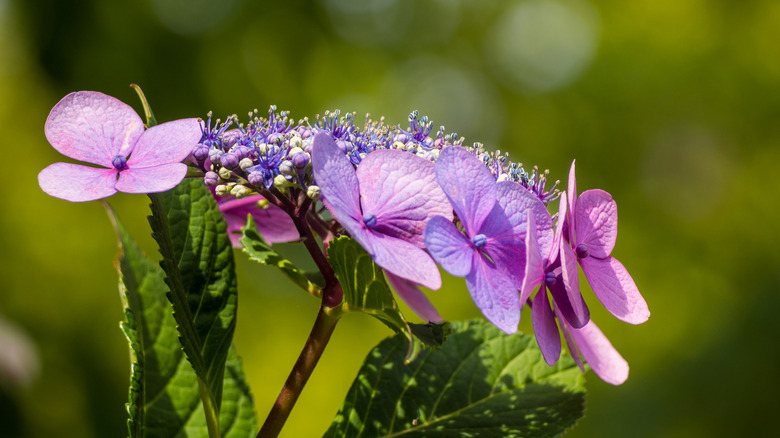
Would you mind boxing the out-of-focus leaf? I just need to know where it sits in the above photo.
[111,207,256,437]
[240,214,323,297]
[324,319,586,438]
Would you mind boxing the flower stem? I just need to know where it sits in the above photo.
[256,306,340,438]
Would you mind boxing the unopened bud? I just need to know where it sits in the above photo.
[393,141,405,150]
[247,171,264,187]
[220,153,240,170]
[274,174,293,190]
[289,137,303,149]
[230,185,249,198]
[204,171,219,186]
[256,199,270,210]
[218,167,233,180]
[279,160,295,176]
[307,185,320,200]
[192,143,210,161]
[239,158,254,171]
[215,184,229,197]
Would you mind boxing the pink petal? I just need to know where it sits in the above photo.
[581,256,649,324]
[519,215,545,308]
[548,268,590,330]
[574,189,617,258]
[568,319,629,385]
[532,287,561,366]
[114,163,188,194]
[559,235,590,328]
[435,147,496,237]
[495,181,555,258]
[44,91,144,167]
[38,162,117,202]
[556,305,585,372]
[424,215,474,277]
[385,272,443,323]
[126,118,202,168]
[355,228,442,290]
[218,195,299,247]
[567,160,577,226]
[356,149,452,248]
[311,133,362,224]
[466,253,520,334]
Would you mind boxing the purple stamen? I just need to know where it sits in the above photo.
[473,233,488,248]
[111,154,128,170]
[362,213,378,228]
[545,271,557,286]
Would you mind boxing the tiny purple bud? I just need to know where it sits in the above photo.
[575,243,590,259]
[362,213,378,228]
[209,148,224,163]
[336,139,351,154]
[248,171,264,186]
[545,271,557,286]
[192,143,210,161]
[472,233,488,248]
[111,154,128,170]
[292,152,309,170]
[394,133,411,143]
[204,171,219,186]
[233,145,250,161]
[297,126,312,139]
[267,133,282,144]
[221,153,240,170]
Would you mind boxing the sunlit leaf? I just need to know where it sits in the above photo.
[112,207,255,437]
[325,320,586,438]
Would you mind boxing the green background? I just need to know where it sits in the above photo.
[2,0,778,436]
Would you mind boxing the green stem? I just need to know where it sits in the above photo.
[198,377,222,438]
[257,306,341,438]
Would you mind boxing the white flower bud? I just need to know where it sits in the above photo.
[307,185,320,200]
[230,185,249,198]
[239,158,254,171]
[289,137,303,149]
[218,167,233,180]
[215,184,229,197]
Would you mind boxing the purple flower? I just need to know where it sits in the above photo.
[423,146,552,334]
[561,161,650,324]
[522,213,628,384]
[38,91,201,202]
[311,132,452,316]
[214,192,299,248]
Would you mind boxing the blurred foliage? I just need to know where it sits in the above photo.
[2,0,779,437]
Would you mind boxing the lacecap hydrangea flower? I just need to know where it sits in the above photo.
[38,91,201,202]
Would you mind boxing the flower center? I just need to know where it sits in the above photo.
[544,271,557,286]
[575,243,590,259]
[362,213,378,228]
[472,233,488,248]
[112,154,128,170]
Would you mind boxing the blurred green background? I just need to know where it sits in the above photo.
[2,0,779,436]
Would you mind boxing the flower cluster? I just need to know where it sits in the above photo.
[37,91,649,384]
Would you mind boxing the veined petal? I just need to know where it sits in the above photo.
[519,215,545,308]
[495,181,554,258]
[532,287,561,366]
[581,256,649,324]
[218,195,298,247]
[560,237,590,328]
[357,149,452,247]
[44,91,144,167]
[548,268,590,329]
[574,189,617,258]
[466,253,520,334]
[424,215,473,277]
[38,162,117,202]
[311,133,362,224]
[385,272,443,323]
[115,163,188,194]
[435,147,496,237]
[127,118,202,168]
[356,228,442,290]
[567,160,577,225]
[568,319,629,385]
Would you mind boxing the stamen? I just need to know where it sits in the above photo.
[545,272,557,286]
[473,234,488,248]
[362,213,378,228]
[111,154,128,170]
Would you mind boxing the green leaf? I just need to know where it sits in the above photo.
[111,207,255,438]
[324,320,586,438]
[408,322,450,350]
[326,236,411,341]
[239,214,323,298]
[147,179,240,435]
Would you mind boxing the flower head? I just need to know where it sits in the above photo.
[424,146,552,334]
[38,91,201,202]
[311,132,452,317]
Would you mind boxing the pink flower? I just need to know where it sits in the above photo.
[38,91,201,202]
[214,192,299,248]
[560,161,650,324]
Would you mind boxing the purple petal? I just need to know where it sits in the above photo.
[477,203,526,289]
[38,162,117,202]
[126,118,202,168]
[435,147,496,237]
[581,256,649,324]
[567,160,577,222]
[311,133,362,225]
[495,181,554,258]
[218,195,299,247]
[532,287,561,366]
[548,268,590,329]
[354,228,442,290]
[519,215,544,308]
[548,192,567,265]
[556,305,585,372]
[385,272,443,323]
[568,319,629,385]
[465,253,520,334]
[424,215,474,277]
[114,163,188,194]
[44,91,144,167]
[559,236,590,328]
[356,149,452,248]
[574,189,617,258]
